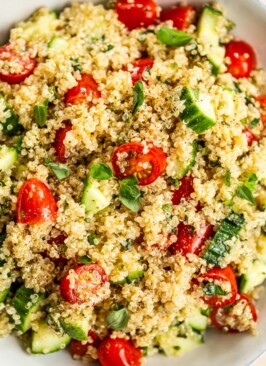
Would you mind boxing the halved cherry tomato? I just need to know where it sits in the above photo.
[256,95,266,125]
[172,175,194,205]
[98,337,142,366]
[115,0,158,30]
[160,6,196,30]
[243,128,258,146]
[128,58,154,85]
[54,122,72,163]
[225,40,256,79]
[0,44,36,84]
[60,264,109,305]
[69,330,101,357]
[211,294,257,333]
[16,178,58,224]
[112,142,167,186]
[197,265,238,307]
[169,222,213,257]
[65,74,101,105]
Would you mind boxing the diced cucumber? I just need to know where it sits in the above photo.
[197,5,225,75]
[11,285,45,333]
[173,140,198,179]
[81,177,111,214]
[0,287,10,303]
[60,315,90,341]
[238,260,266,293]
[180,87,216,133]
[48,36,69,51]
[0,145,18,172]
[127,269,145,284]
[31,321,71,354]
[0,95,22,137]
[186,310,208,332]
[22,10,58,41]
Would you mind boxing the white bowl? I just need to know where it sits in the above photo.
[0,1,266,365]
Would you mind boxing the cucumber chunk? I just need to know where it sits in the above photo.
[0,145,18,172]
[31,321,70,354]
[60,316,90,341]
[81,177,111,214]
[127,269,145,284]
[0,287,10,303]
[197,5,225,75]
[239,260,266,293]
[48,36,69,51]
[180,87,216,133]
[11,285,45,333]
[186,310,208,331]
[173,140,198,179]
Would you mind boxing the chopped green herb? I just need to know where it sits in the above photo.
[79,255,92,264]
[203,282,227,296]
[45,157,70,180]
[34,100,49,127]
[249,118,260,129]
[90,163,113,180]
[106,307,129,330]
[201,307,212,317]
[162,204,172,214]
[236,185,255,205]
[122,238,133,250]
[70,57,82,72]
[168,177,180,187]
[233,82,242,93]
[87,234,99,245]
[245,173,258,191]
[156,27,192,46]
[132,81,144,116]
[15,135,23,153]
[119,176,141,212]
[103,44,114,52]
[224,170,231,187]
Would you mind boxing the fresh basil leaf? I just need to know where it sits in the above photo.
[132,81,144,116]
[201,307,212,317]
[121,176,139,186]
[106,307,129,330]
[45,158,70,180]
[90,163,113,180]
[34,100,48,127]
[249,118,260,129]
[103,44,114,52]
[1,109,23,137]
[79,255,92,264]
[168,177,180,187]
[224,169,231,187]
[119,183,140,212]
[15,135,23,153]
[244,173,258,191]
[87,234,99,245]
[203,282,227,296]
[156,27,192,46]
[236,185,255,205]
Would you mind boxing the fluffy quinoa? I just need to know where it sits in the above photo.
[0,0,266,363]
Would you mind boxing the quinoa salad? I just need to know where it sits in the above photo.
[0,1,266,365]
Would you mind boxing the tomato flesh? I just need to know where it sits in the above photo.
[0,44,36,84]
[225,40,256,79]
[60,264,109,305]
[256,95,266,125]
[197,265,238,307]
[128,58,154,85]
[54,122,72,163]
[172,175,194,205]
[98,337,142,366]
[115,0,158,30]
[69,330,101,357]
[169,222,213,257]
[16,178,58,224]
[65,74,101,105]
[160,6,196,30]
[211,294,257,333]
[243,128,258,146]
[112,142,166,186]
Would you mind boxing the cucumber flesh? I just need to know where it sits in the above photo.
[31,321,70,354]
[180,87,216,134]
[60,316,91,341]
[81,177,111,214]
[48,36,69,51]
[0,145,18,171]
[127,269,145,284]
[239,260,266,293]
[0,287,10,303]
[11,285,45,333]
[173,140,198,179]
[187,310,208,331]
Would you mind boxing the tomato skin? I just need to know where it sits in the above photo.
[169,222,213,257]
[0,44,36,84]
[172,175,194,205]
[160,6,196,30]
[198,265,238,307]
[54,123,72,163]
[225,40,256,79]
[129,58,154,85]
[112,142,167,186]
[98,337,142,366]
[69,330,101,357]
[60,264,109,305]
[211,294,257,333]
[243,128,258,146]
[115,0,158,30]
[46,233,68,265]
[256,95,266,125]
[16,178,58,224]
[65,74,101,105]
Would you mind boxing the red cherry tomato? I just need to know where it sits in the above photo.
[211,294,258,333]
[16,178,58,224]
[115,0,158,30]
[98,337,142,366]
[112,142,167,186]
[160,6,196,30]
[69,330,101,357]
[256,95,266,125]
[243,128,258,146]
[172,175,194,205]
[169,222,213,257]
[60,264,109,305]
[197,265,238,307]
[46,233,68,265]
[225,40,256,79]
[54,122,72,163]
[0,44,36,84]
[128,58,154,85]
[65,74,101,105]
